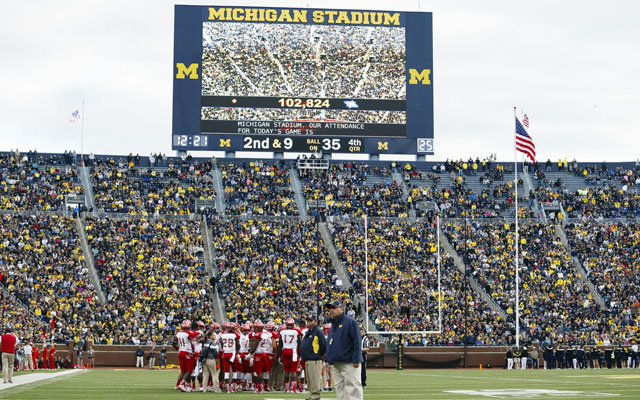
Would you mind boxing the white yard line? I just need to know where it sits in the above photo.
[0,369,84,391]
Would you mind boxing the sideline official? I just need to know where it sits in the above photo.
[301,315,326,400]
[360,328,369,388]
[325,301,363,400]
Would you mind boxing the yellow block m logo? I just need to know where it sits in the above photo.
[408,68,431,85]
[219,139,231,148]
[176,63,199,79]
[377,141,389,151]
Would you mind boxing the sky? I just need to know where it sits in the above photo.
[1,0,639,162]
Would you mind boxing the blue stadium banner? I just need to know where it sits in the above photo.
[173,5,434,155]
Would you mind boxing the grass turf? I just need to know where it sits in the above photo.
[1,368,639,399]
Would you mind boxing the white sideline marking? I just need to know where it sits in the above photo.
[446,389,620,398]
[0,369,84,390]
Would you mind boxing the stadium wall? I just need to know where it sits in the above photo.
[53,342,523,368]
[368,344,525,369]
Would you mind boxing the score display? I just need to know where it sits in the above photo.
[172,5,434,154]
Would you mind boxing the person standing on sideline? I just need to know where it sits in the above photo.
[325,300,363,400]
[41,344,48,369]
[520,346,528,370]
[49,344,56,370]
[136,346,144,368]
[77,338,85,367]
[201,330,220,393]
[159,346,167,369]
[88,346,95,368]
[23,342,33,370]
[506,348,514,369]
[513,347,521,369]
[360,328,369,388]
[15,345,24,371]
[301,315,327,400]
[529,346,539,369]
[32,344,39,370]
[148,346,156,370]
[1,329,19,383]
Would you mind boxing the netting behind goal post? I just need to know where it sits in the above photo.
[364,214,442,335]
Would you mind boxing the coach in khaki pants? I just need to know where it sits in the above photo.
[201,331,221,393]
[1,329,19,384]
[301,315,327,400]
[325,301,363,400]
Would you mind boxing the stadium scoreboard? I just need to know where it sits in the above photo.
[172,5,434,155]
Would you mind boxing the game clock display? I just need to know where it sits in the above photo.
[173,135,209,147]
[172,5,434,154]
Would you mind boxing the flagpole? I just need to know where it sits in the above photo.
[437,215,441,334]
[81,99,85,166]
[513,106,520,348]
[365,214,368,333]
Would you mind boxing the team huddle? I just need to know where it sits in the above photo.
[172,318,324,393]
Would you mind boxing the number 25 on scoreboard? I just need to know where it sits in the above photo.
[417,138,434,153]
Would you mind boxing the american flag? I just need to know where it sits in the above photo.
[522,114,529,128]
[69,110,80,123]
[515,117,535,162]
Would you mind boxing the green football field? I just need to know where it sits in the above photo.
[2,368,640,399]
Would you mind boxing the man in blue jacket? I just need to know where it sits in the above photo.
[301,315,327,400]
[325,301,363,400]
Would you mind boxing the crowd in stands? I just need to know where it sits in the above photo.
[400,160,528,218]
[562,188,640,219]
[0,214,101,341]
[85,216,215,344]
[565,222,640,343]
[442,221,604,344]
[91,158,215,215]
[2,151,640,351]
[220,160,298,216]
[0,291,46,338]
[301,162,406,217]
[210,218,349,324]
[0,153,84,211]
[531,160,640,219]
[329,217,509,345]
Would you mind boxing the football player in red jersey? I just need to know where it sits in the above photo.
[41,344,48,369]
[265,321,279,392]
[249,320,275,393]
[278,318,302,393]
[49,344,56,370]
[238,323,252,391]
[219,322,241,392]
[172,319,198,392]
[191,321,206,391]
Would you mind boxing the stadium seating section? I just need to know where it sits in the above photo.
[1,151,639,348]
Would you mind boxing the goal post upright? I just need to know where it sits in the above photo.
[364,214,443,336]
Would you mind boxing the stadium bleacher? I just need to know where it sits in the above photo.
[1,151,639,350]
